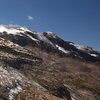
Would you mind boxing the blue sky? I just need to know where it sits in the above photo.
[0,0,100,51]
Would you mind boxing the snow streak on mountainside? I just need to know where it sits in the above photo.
[0,25,100,62]
[0,25,33,34]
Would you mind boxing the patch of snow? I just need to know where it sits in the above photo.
[69,43,73,45]
[0,66,27,86]
[9,85,22,100]
[19,27,33,33]
[36,32,55,47]
[69,43,95,52]
[0,66,47,97]
[36,32,48,40]
[0,37,18,47]
[26,34,39,41]
[0,25,23,36]
[73,44,85,51]
[0,25,33,36]
[90,54,97,57]
[56,44,70,54]
[46,31,56,38]
[71,97,75,100]
[46,31,53,34]
[70,43,86,51]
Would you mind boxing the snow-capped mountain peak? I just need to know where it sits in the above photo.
[0,25,33,35]
[0,25,100,62]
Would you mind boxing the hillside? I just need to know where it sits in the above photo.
[0,25,100,100]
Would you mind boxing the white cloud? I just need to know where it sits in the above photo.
[27,16,34,21]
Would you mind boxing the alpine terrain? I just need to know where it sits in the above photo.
[0,25,100,100]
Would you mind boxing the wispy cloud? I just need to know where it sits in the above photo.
[27,16,34,21]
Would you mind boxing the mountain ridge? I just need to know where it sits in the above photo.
[0,25,100,62]
[0,25,100,100]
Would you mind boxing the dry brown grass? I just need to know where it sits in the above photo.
[26,48,100,100]
[16,88,63,100]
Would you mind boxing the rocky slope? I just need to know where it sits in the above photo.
[0,25,100,100]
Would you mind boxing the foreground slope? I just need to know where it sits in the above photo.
[0,25,100,100]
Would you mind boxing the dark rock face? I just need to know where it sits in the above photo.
[55,86,72,100]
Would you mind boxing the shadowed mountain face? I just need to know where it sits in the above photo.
[0,25,100,100]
